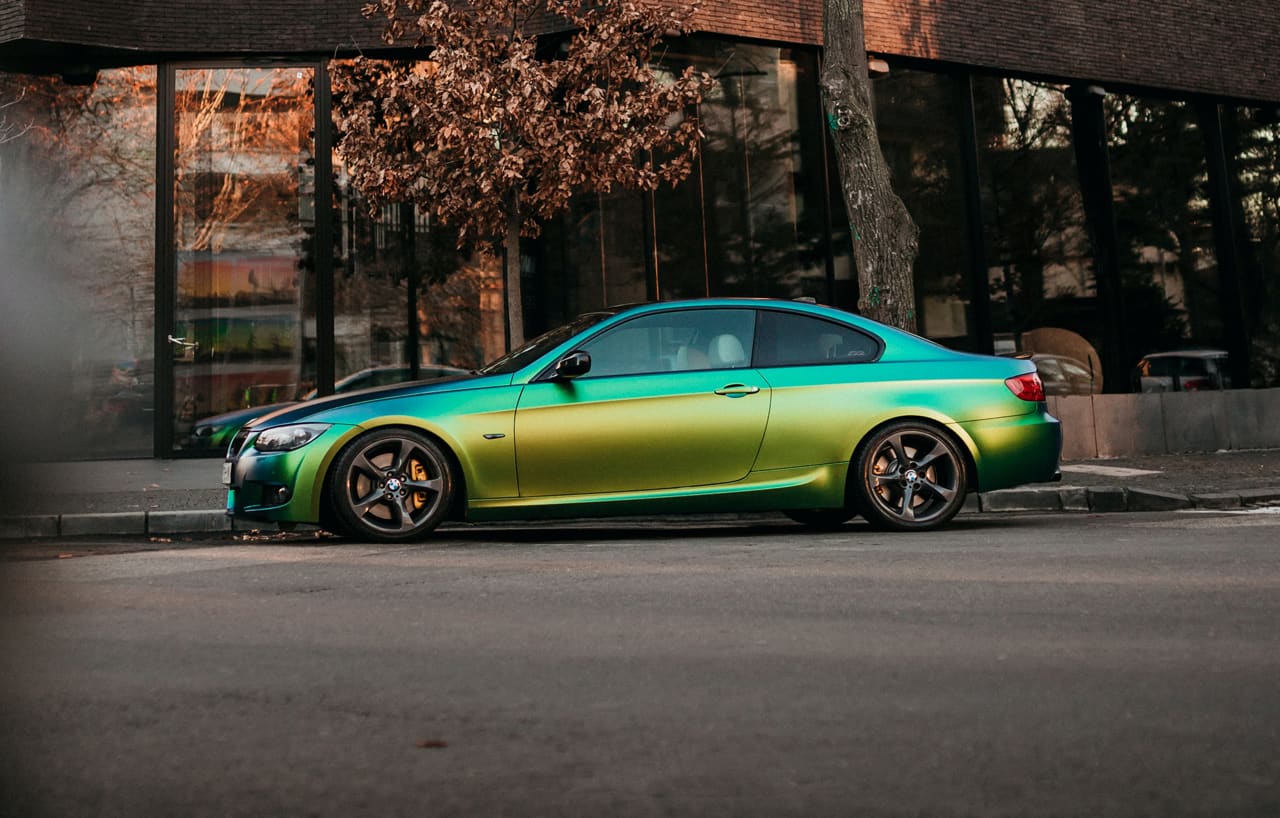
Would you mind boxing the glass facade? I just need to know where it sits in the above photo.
[1,39,1277,461]
[530,41,839,333]
[171,67,315,449]
[972,78,1097,360]
[873,69,974,347]
[1224,105,1280,386]
[1106,95,1220,362]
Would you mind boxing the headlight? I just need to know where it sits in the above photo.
[253,423,331,452]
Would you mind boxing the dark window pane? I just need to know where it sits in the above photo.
[1225,105,1280,387]
[873,69,973,346]
[754,310,879,367]
[1108,95,1219,363]
[973,78,1097,360]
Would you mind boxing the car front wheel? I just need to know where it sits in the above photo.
[854,421,967,531]
[329,428,454,542]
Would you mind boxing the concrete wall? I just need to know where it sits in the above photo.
[1048,388,1280,459]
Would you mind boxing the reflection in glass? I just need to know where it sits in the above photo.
[534,40,831,316]
[536,189,649,327]
[329,60,506,379]
[1106,95,1219,361]
[698,43,827,300]
[872,69,972,346]
[331,197,413,383]
[173,67,314,448]
[1224,106,1280,386]
[973,78,1095,355]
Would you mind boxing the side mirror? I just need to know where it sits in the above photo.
[553,350,591,380]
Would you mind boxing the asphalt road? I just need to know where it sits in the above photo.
[3,511,1279,817]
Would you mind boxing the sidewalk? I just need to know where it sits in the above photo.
[3,449,1280,540]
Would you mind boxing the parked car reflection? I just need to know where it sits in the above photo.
[1029,353,1100,396]
[1000,353,1100,396]
[1132,350,1231,392]
[186,365,468,452]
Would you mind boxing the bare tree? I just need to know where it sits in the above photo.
[0,88,32,145]
[333,0,712,346]
[821,0,920,330]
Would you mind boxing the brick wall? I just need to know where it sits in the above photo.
[0,2,23,45]
[859,0,1279,105]
[13,0,383,53]
[4,0,1279,104]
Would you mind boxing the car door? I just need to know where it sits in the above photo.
[514,308,770,497]
[748,309,886,470]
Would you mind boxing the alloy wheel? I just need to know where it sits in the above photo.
[855,422,967,531]
[330,429,453,541]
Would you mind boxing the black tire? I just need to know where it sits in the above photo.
[785,508,855,530]
[853,421,968,532]
[328,428,454,542]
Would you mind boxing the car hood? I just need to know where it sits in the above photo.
[246,371,491,429]
[195,400,297,429]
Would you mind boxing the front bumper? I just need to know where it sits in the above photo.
[225,424,357,524]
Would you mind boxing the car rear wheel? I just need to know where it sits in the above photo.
[329,428,454,542]
[854,421,967,531]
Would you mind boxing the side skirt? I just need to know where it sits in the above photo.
[465,463,848,522]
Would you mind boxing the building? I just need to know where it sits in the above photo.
[1,0,1277,460]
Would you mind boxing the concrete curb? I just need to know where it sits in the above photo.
[3,486,1280,540]
[976,485,1280,514]
[0,510,247,540]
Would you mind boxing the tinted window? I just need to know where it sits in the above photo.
[578,309,756,377]
[753,310,880,367]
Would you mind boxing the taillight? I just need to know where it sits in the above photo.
[1005,372,1045,402]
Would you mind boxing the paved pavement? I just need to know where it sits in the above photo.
[2,449,1279,540]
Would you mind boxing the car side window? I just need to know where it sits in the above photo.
[752,310,881,367]
[1060,359,1092,380]
[578,309,756,377]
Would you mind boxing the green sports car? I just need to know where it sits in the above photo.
[225,298,1061,540]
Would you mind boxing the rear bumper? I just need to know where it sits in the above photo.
[958,410,1062,493]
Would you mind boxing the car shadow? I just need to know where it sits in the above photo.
[214,512,1041,548]
[423,513,1038,546]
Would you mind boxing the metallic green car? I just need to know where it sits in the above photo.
[225,299,1061,540]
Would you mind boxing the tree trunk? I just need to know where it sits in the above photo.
[820,0,920,331]
[504,205,525,349]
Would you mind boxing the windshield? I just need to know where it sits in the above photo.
[478,311,615,375]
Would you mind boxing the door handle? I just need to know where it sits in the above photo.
[714,384,760,397]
